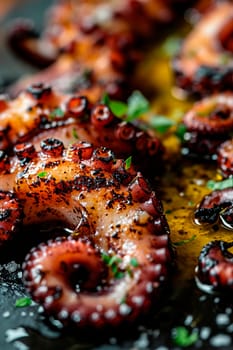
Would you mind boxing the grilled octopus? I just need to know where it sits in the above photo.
[182,93,233,159]
[173,1,233,96]
[8,0,176,66]
[195,187,233,292]
[0,139,172,328]
[196,240,233,293]
[0,84,164,175]
[194,187,233,230]
[8,0,192,99]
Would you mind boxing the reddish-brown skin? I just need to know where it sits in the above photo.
[8,0,193,99]
[0,84,164,175]
[217,139,233,178]
[9,36,135,101]
[182,93,233,158]
[194,187,233,230]
[173,1,233,96]
[0,191,23,244]
[196,240,233,293]
[0,139,172,328]
[8,0,175,66]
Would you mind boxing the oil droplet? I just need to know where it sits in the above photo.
[133,332,149,349]
[13,340,29,350]
[210,334,231,347]
[5,327,28,343]
[2,311,10,318]
[200,327,211,340]
[216,314,230,326]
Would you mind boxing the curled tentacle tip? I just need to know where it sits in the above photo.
[196,240,233,293]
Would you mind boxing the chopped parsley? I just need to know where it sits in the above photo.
[101,253,123,279]
[175,123,187,142]
[109,100,128,118]
[161,36,182,57]
[165,209,172,214]
[125,156,132,170]
[101,253,139,279]
[101,93,110,105]
[172,326,199,347]
[126,90,150,121]
[173,235,196,247]
[207,177,233,191]
[130,257,139,267]
[149,115,175,134]
[101,93,127,117]
[49,107,65,119]
[37,171,48,178]
[15,297,32,308]
[72,128,79,140]
[101,90,149,121]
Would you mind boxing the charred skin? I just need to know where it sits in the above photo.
[173,2,233,96]
[0,84,164,175]
[0,191,23,244]
[196,240,233,292]
[0,139,172,328]
[182,93,233,158]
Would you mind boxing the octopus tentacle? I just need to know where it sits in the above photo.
[8,0,174,67]
[182,93,233,158]
[7,0,187,100]
[196,240,233,293]
[173,1,233,96]
[0,191,23,244]
[0,139,172,327]
[194,187,233,230]
[217,139,233,178]
[23,232,170,328]
[0,85,164,175]
[7,19,56,68]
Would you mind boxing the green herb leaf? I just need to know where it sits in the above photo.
[101,93,127,117]
[72,128,79,140]
[101,90,149,121]
[161,36,182,57]
[15,297,32,308]
[149,115,175,134]
[165,209,172,214]
[175,123,187,142]
[37,171,48,178]
[109,100,128,117]
[172,326,198,347]
[114,271,125,279]
[219,53,232,65]
[126,90,149,121]
[101,93,110,105]
[130,257,139,267]
[101,253,124,279]
[207,177,233,191]
[125,156,132,170]
[173,235,196,247]
[108,255,122,266]
[49,107,64,119]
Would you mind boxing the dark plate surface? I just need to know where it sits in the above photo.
[0,2,233,350]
